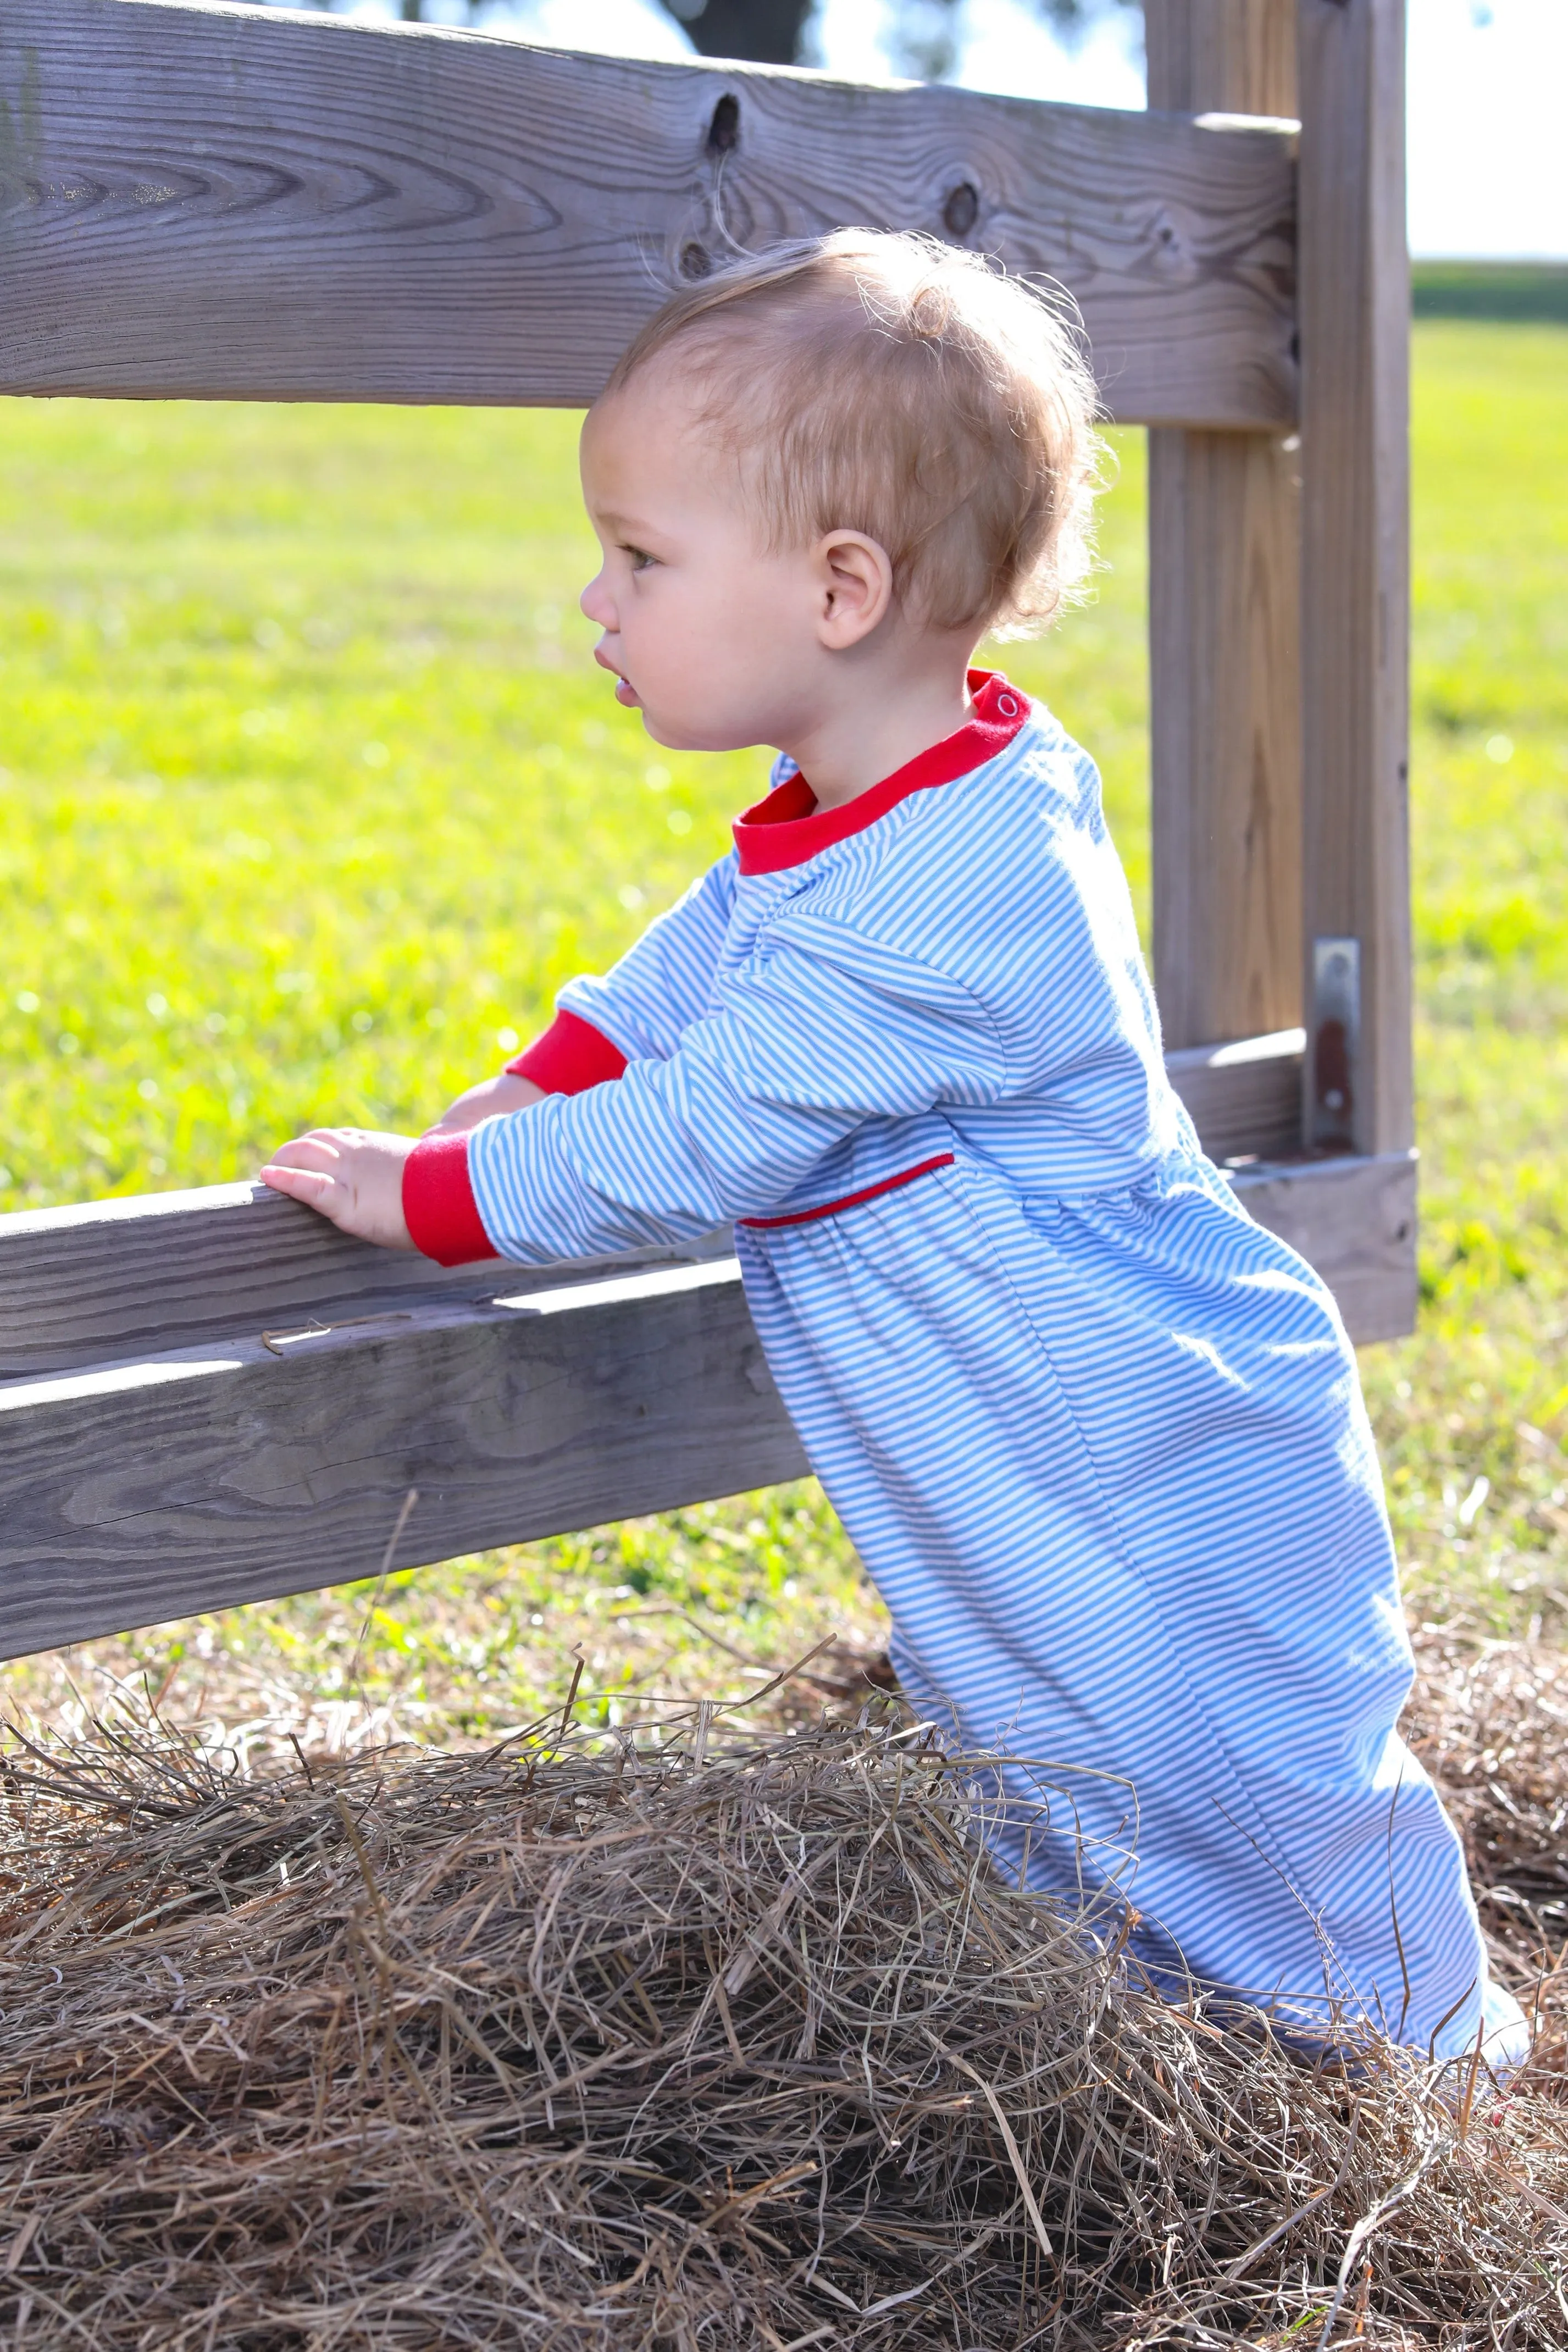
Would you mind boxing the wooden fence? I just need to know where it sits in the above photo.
[0,1056,1415,1664]
[0,0,1413,1662]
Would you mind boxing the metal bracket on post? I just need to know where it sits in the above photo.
[1309,936,1360,1154]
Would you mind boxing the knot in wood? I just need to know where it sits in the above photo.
[941,181,979,239]
[706,95,740,156]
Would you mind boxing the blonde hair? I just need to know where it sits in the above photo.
[602,229,1104,639]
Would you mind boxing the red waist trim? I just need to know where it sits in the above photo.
[739,1153,955,1232]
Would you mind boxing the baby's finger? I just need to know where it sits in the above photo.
[259,1162,339,1209]
[265,1133,343,1174]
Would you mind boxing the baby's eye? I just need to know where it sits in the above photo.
[624,545,657,573]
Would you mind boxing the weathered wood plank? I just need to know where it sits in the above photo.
[0,1038,1307,1379]
[1148,414,1305,1045]
[0,1260,808,1663]
[1236,1147,1416,1345]
[1164,1025,1303,1164]
[1146,0,1304,1053]
[0,1151,1415,1662]
[0,1181,729,1379]
[1147,0,1298,109]
[1298,0,1412,1155]
[0,0,1297,429]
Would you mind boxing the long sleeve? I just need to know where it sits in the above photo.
[509,856,738,1093]
[430,910,1006,1265]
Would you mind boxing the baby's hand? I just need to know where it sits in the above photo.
[425,1071,546,1136]
[260,1127,417,1249]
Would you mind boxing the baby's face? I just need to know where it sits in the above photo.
[579,370,824,754]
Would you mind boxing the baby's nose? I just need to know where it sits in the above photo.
[580,571,614,626]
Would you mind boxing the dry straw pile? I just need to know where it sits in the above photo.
[2,1656,1566,2350]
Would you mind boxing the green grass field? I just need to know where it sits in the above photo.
[3,320,1566,1737]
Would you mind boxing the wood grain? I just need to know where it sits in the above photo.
[1164,1025,1303,1164]
[0,1261,808,1662]
[1145,0,1298,117]
[0,1181,730,1379]
[1234,1148,1416,1346]
[1146,0,1304,1053]
[0,1149,1412,1659]
[1297,0,1413,1155]
[0,0,1297,428]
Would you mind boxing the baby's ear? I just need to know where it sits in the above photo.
[815,531,894,649]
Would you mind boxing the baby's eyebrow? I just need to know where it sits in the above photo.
[595,506,660,540]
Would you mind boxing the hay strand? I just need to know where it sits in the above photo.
[1,1679,1565,2348]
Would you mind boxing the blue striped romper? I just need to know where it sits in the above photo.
[407,671,1524,2067]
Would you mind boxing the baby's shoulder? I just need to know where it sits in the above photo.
[976,702,1103,827]
[827,710,1102,897]
[766,710,1112,982]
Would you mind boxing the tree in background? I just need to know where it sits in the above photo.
[661,0,812,65]
[273,0,1137,76]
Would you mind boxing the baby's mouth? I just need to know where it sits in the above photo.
[593,641,640,708]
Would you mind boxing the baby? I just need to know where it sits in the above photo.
[263,231,1523,2069]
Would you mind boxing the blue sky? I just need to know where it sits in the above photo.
[340,0,1568,261]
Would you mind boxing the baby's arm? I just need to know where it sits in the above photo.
[509,858,737,1083]
[427,1071,545,1135]
[425,857,736,1136]
[262,860,734,1241]
[261,1080,545,1244]
[262,914,1000,1258]
[424,914,1006,1266]
[556,859,736,1059]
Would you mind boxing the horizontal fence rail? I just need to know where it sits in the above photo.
[1163,1024,1304,1163]
[0,1030,1416,1664]
[0,1185,733,1383]
[0,1257,809,1663]
[0,0,1298,428]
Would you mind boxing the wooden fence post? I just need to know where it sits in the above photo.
[1145,1,1303,1055]
[1297,0,1412,1158]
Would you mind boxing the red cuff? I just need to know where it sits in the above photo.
[402,1131,500,1268]
[507,1008,628,1095]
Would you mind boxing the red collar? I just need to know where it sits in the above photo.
[732,670,1029,878]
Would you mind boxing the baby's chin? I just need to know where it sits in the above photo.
[638,709,768,756]
[614,675,776,755]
